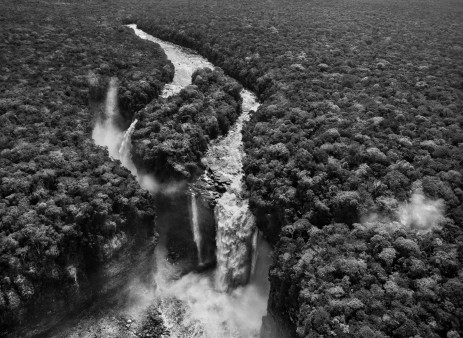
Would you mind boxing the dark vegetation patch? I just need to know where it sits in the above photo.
[131,67,242,180]
[123,0,463,335]
[0,0,173,334]
[273,221,463,338]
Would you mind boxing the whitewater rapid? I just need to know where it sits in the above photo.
[206,90,261,291]
[127,24,213,98]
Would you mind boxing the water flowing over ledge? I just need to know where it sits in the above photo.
[190,192,203,265]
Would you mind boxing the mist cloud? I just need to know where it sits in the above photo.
[397,191,445,234]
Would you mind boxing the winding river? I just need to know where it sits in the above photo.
[83,25,271,337]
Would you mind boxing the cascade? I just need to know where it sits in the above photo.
[190,192,203,265]
[105,77,118,117]
[118,119,138,175]
[92,77,121,159]
[215,193,255,291]
[251,229,259,277]
[67,265,79,288]
[203,88,260,291]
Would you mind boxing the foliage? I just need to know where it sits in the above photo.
[273,221,463,337]
[0,0,173,333]
[131,68,242,180]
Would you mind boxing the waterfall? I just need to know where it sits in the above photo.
[92,77,122,159]
[251,229,259,277]
[190,192,203,265]
[207,89,260,291]
[92,77,142,179]
[118,119,138,175]
[215,193,255,291]
[105,78,118,117]
[67,265,79,288]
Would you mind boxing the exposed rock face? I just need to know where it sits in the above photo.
[0,137,159,336]
[261,309,297,338]
[13,224,157,338]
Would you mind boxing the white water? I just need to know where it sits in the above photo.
[92,77,137,174]
[92,78,125,162]
[92,79,161,192]
[204,90,261,290]
[190,192,203,265]
[118,119,138,175]
[251,230,259,276]
[155,243,271,338]
[127,24,213,98]
[67,265,79,288]
[90,25,270,338]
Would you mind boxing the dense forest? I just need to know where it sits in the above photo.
[0,1,173,334]
[130,0,463,336]
[1,0,462,336]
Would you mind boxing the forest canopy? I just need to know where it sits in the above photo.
[131,67,242,180]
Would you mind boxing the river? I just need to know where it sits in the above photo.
[61,25,272,337]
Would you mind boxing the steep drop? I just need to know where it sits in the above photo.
[190,191,203,265]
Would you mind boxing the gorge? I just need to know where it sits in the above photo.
[88,25,274,337]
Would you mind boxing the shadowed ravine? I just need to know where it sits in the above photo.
[78,25,272,337]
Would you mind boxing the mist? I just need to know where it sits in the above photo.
[363,189,446,234]
[92,77,123,160]
[92,77,138,176]
[154,241,272,338]
[397,191,445,234]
